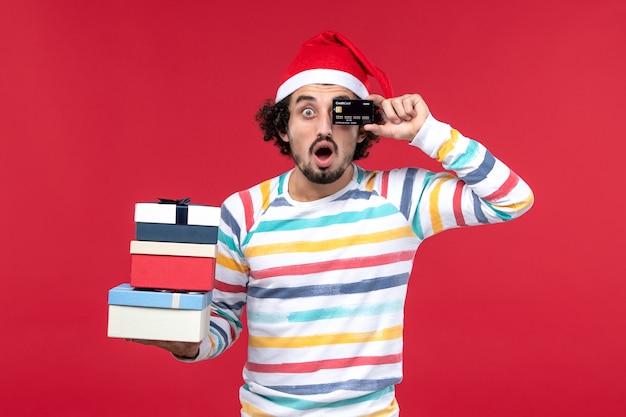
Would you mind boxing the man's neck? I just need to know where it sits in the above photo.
[288,165,354,202]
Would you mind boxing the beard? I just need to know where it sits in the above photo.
[291,135,354,185]
[299,164,346,184]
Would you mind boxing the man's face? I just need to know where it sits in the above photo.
[279,84,365,185]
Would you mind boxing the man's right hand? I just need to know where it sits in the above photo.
[126,339,201,359]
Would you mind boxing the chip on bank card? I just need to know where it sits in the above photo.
[332,99,375,125]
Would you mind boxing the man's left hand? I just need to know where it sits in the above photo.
[364,93,430,141]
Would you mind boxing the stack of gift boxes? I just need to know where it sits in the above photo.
[107,198,220,342]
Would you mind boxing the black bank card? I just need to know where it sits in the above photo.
[332,100,375,125]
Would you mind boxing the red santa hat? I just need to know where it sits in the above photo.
[275,31,394,102]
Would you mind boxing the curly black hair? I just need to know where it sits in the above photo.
[255,94,381,161]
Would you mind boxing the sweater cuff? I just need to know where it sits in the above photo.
[408,113,452,158]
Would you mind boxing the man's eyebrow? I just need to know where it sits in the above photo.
[293,94,354,104]
[294,95,316,104]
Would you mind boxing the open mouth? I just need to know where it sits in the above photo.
[315,145,333,160]
[311,140,336,167]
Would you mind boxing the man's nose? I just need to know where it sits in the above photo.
[317,110,332,137]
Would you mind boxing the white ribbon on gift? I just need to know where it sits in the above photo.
[171,293,181,309]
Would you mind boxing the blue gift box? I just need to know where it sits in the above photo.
[108,283,211,310]
[107,283,212,342]
[135,222,218,244]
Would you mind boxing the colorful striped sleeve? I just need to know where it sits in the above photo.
[392,114,534,239]
[191,176,286,360]
[184,191,253,361]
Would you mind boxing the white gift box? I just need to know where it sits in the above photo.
[107,283,212,342]
[107,305,210,342]
[134,202,220,226]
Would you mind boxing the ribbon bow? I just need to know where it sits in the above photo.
[157,197,191,206]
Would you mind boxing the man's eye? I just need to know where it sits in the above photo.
[302,108,315,117]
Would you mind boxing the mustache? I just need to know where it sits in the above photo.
[309,135,338,154]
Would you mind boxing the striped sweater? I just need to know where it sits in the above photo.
[187,115,533,416]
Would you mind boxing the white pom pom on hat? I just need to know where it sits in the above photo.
[275,31,394,103]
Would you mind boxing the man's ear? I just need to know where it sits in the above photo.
[279,129,289,143]
[357,128,367,144]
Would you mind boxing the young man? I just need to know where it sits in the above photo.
[133,31,534,416]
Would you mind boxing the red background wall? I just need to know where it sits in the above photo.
[1,0,624,416]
